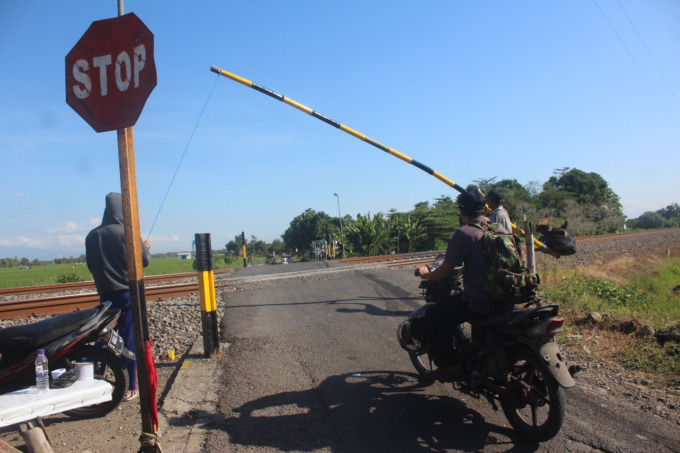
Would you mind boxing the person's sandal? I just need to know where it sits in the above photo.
[124,390,139,402]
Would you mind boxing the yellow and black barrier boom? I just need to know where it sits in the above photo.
[210,66,560,258]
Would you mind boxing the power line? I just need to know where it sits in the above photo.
[593,0,680,129]
[615,0,680,111]
[146,73,220,240]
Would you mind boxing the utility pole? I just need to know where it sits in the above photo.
[334,193,345,259]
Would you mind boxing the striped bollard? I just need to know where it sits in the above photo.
[195,233,219,357]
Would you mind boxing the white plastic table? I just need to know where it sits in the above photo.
[0,380,113,427]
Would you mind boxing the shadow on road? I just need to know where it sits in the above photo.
[192,371,540,452]
[224,295,418,318]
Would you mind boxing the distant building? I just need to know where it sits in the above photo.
[177,252,192,260]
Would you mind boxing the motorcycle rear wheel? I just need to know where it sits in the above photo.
[60,345,129,419]
[500,347,565,443]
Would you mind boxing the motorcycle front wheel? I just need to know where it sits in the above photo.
[408,350,437,381]
[408,323,470,382]
[60,345,129,419]
[500,347,565,443]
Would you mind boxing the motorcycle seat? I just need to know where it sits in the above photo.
[0,305,102,350]
[472,309,515,327]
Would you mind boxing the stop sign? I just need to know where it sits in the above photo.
[65,13,156,133]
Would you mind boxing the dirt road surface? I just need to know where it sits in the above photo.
[204,263,680,452]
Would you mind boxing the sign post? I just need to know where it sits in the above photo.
[66,8,158,452]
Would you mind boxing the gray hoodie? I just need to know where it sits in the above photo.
[85,192,150,294]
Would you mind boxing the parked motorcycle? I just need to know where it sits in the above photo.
[0,302,132,418]
[398,255,579,442]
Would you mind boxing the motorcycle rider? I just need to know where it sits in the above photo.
[86,192,150,401]
[414,187,510,380]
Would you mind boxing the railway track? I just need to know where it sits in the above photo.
[2,228,679,320]
[0,270,234,298]
[0,270,234,320]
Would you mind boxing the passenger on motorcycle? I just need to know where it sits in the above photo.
[414,187,510,381]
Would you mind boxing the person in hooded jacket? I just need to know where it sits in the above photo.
[86,192,150,401]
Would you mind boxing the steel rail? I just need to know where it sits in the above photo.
[0,282,202,320]
[575,228,680,244]
[0,269,234,297]
[3,229,678,320]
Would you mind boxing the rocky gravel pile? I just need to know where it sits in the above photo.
[563,344,680,426]
[0,287,234,362]
[536,229,680,271]
[146,289,231,359]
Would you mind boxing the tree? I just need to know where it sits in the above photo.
[635,211,664,230]
[249,235,268,256]
[484,178,532,222]
[389,214,427,253]
[344,212,390,256]
[225,240,239,256]
[413,201,430,211]
[470,177,497,194]
[282,209,332,255]
[411,195,459,250]
[656,203,680,227]
[542,168,622,215]
[268,239,285,255]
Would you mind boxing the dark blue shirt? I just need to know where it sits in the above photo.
[444,217,508,314]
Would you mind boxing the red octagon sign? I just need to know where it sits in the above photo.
[65,13,157,133]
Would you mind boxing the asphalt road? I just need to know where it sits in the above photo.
[204,262,680,452]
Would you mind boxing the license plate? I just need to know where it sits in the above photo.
[107,330,125,355]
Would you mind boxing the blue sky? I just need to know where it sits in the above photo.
[1,1,679,261]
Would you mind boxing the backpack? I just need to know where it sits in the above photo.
[471,222,540,306]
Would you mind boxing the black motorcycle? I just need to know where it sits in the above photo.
[0,302,132,418]
[398,255,579,442]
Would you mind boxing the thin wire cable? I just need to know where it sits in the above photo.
[593,0,680,129]
[615,0,680,111]
[146,74,220,241]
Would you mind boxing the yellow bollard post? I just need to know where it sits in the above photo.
[195,233,219,358]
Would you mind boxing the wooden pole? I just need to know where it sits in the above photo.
[115,2,155,450]
[118,127,156,452]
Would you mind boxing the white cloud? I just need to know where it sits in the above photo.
[0,192,24,198]
[149,234,182,243]
[47,218,99,234]
[55,234,86,248]
[0,236,42,248]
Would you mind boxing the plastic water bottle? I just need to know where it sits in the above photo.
[35,349,49,393]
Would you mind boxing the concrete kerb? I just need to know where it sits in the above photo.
[157,338,229,453]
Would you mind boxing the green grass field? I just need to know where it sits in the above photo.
[0,255,274,288]
[0,263,93,288]
[0,257,196,288]
[542,251,680,375]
